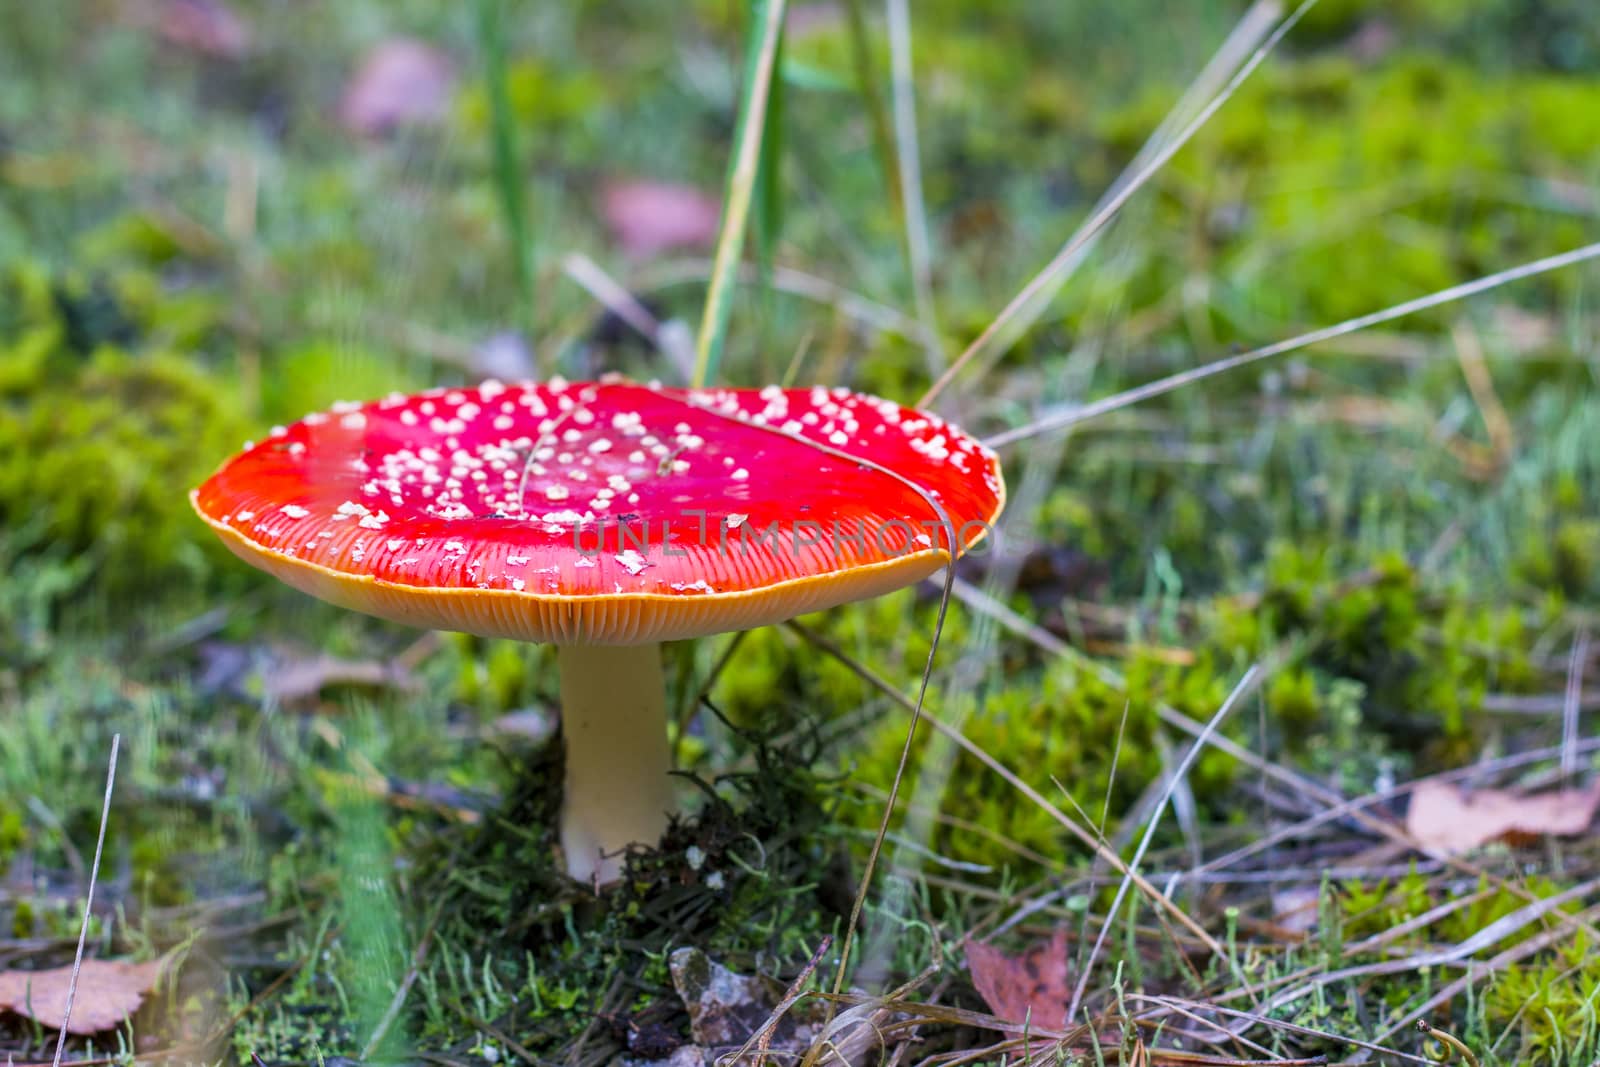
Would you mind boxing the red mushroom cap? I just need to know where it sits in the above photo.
[191,378,1005,644]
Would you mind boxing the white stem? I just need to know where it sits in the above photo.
[557,642,674,885]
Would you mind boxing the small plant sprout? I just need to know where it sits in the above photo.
[192,377,1004,884]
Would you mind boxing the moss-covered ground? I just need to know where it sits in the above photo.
[3,0,1599,1063]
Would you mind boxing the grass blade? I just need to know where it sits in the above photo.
[692,0,790,388]
[984,239,1600,450]
[1066,666,1264,1022]
[886,0,943,376]
[918,0,1310,407]
[753,16,786,319]
[475,0,536,355]
[842,0,900,212]
[52,734,119,1067]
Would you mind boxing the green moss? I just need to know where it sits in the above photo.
[847,648,1234,871]
[1265,667,1320,737]
[1212,543,1543,770]
[1093,55,1600,338]
[9,898,35,940]
[130,827,194,908]
[445,632,551,713]
[112,268,227,352]
[1337,871,1600,1058]
[79,211,188,267]
[1517,518,1600,598]
[392,716,843,1061]
[262,340,427,425]
[0,808,26,877]
[0,311,247,598]
[457,58,613,167]
[1482,940,1600,1062]
[714,590,968,731]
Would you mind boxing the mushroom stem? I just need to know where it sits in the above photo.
[556,642,674,885]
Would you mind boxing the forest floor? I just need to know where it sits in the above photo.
[3,1,1600,1064]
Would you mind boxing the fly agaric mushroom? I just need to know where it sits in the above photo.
[191,378,1004,883]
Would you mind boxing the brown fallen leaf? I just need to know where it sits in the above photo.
[339,38,456,138]
[1270,885,1322,937]
[491,708,556,745]
[670,947,797,1048]
[1406,778,1600,856]
[0,957,165,1035]
[600,180,721,260]
[964,929,1071,1031]
[262,649,415,704]
[665,947,832,1059]
[134,0,251,58]
[786,3,844,40]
